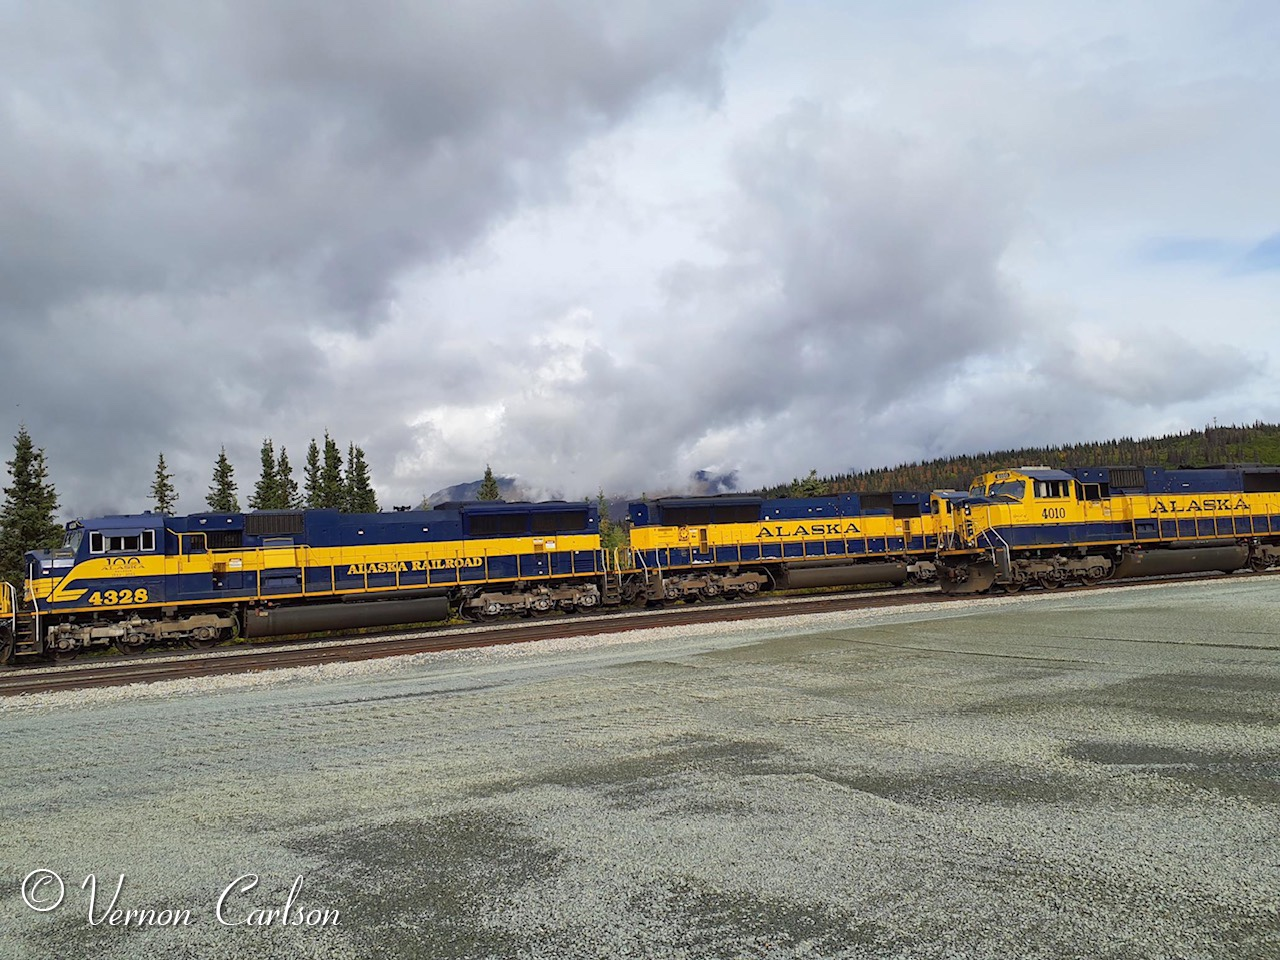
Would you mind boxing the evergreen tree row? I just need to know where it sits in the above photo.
[756,421,1280,498]
[148,432,380,515]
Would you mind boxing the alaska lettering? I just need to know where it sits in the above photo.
[346,557,484,575]
[1151,497,1250,514]
[756,522,861,538]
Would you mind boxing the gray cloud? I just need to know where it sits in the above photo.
[2,1,747,324]
[0,0,752,515]
[488,102,1028,491]
[1038,327,1262,407]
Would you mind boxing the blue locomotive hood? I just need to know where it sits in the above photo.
[24,548,74,578]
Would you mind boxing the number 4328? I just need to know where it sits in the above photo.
[88,588,149,605]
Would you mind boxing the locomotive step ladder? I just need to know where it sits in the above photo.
[601,571,623,606]
[986,527,1013,579]
[1,581,41,662]
[10,618,39,659]
[644,567,665,601]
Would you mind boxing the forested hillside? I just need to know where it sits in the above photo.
[761,422,1280,498]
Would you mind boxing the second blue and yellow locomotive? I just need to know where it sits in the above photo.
[625,491,941,600]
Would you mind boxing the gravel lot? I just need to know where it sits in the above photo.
[2,579,1277,959]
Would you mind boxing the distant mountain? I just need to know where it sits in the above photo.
[418,477,639,522]
[419,475,525,507]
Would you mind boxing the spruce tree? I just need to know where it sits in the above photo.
[344,442,357,512]
[206,447,240,512]
[318,432,344,509]
[477,464,501,501]
[303,438,321,507]
[277,446,301,509]
[597,488,624,551]
[789,469,827,498]
[149,453,178,514]
[248,439,278,510]
[345,444,378,513]
[0,426,62,584]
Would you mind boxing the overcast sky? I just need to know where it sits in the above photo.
[4,0,1278,518]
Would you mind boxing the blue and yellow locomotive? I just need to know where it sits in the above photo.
[935,465,1280,592]
[5,500,608,660]
[623,491,942,601]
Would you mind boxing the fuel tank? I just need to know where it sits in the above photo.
[243,596,450,638]
[1112,545,1248,580]
[777,561,909,590]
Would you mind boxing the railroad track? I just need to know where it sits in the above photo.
[0,588,947,696]
[2,571,1272,698]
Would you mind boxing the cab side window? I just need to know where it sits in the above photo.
[88,530,156,553]
[1033,480,1070,498]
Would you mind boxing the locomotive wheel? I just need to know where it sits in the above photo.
[1081,567,1109,585]
[50,648,79,662]
[187,610,239,648]
[115,635,150,655]
[1002,580,1024,593]
[1036,575,1062,590]
[1249,554,1270,572]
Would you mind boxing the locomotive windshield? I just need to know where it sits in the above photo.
[60,528,84,553]
[986,480,1025,502]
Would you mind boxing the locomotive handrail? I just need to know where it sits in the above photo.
[982,508,1013,577]
[2,580,15,640]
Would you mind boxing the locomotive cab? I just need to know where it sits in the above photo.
[962,467,1082,535]
[22,521,88,603]
[944,467,1092,565]
[26,514,170,632]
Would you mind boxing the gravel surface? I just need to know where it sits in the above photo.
[1,579,1277,959]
